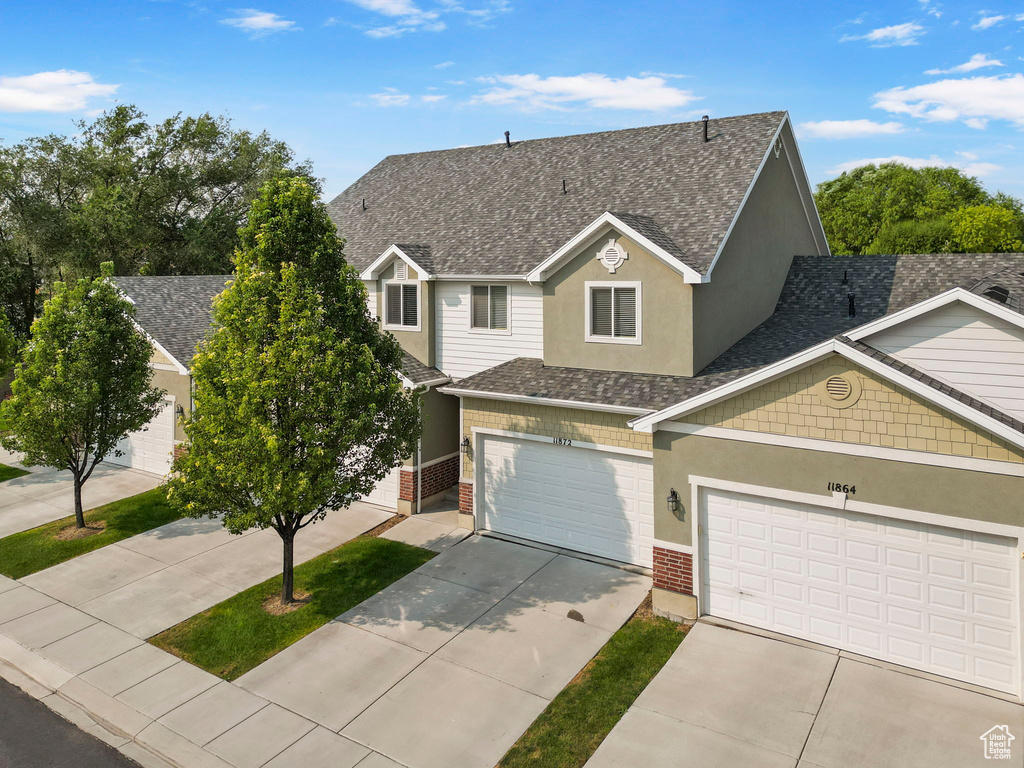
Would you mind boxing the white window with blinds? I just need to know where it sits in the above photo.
[384,281,420,330]
[469,285,510,333]
[585,282,641,345]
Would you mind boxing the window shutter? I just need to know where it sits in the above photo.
[490,286,508,330]
[402,284,418,326]
[614,287,637,338]
[591,287,613,337]
[471,286,489,328]
[386,284,402,326]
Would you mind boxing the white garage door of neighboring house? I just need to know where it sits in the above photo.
[479,434,654,567]
[108,399,175,476]
[702,487,1020,694]
[360,465,401,509]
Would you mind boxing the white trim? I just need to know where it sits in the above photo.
[401,374,450,390]
[780,118,831,257]
[150,362,180,372]
[435,274,528,282]
[526,212,704,284]
[382,279,422,332]
[439,386,654,416]
[653,538,693,556]
[133,322,190,376]
[359,244,434,281]
[584,281,642,346]
[470,426,653,458]
[417,450,461,470]
[467,283,513,336]
[847,287,1024,341]
[704,113,829,280]
[664,421,1024,478]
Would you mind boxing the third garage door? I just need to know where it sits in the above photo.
[702,487,1020,694]
[479,434,654,567]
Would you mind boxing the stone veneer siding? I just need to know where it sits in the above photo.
[680,355,1024,464]
[653,547,693,595]
[459,397,652,478]
[399,455,460,503]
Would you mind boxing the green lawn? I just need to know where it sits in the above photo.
[150,535,435,680]
[497,601,688,768]
[0,487,181,579]
[0,463,29,483]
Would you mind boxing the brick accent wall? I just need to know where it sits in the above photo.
[398,455,460,503]
[459,397,652,476]
[680,355,1024,464]
[653,546,693,595]
[459,481,473,514]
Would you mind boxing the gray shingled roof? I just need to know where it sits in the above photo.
[326,112,788,277]
[116,275,441,385]
[114,275,231,366]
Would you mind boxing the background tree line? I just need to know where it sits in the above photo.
[0,105,312,336]
[814,163,1024,257]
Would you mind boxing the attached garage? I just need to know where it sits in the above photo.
[360,465,401,509]
[701,486,1020,694]
[477,433,655,567]
[109,399,176,476]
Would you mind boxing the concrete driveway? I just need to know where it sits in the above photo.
[0,448,162,539]
[587,621,1024,768]
[235,535,652,768]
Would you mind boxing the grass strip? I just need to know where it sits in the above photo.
[0,463,29,483]
[497,596,688,768]
[0,487,181,579]
[150,535,435,680]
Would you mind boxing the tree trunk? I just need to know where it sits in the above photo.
[281,528,295,604]
[73,476,85,529]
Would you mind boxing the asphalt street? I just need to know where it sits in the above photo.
[0,677,138,767]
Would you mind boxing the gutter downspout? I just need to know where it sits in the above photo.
[417,397,423,515]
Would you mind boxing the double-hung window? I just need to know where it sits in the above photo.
[586,282,641,344]
[385,282,419,329]
[470,285,509,332]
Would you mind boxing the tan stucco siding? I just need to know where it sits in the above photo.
[374,261,434,367]
[542,228,695,376]
[691,137,820,373]
[460,397,651,477]
[678,355,1024,464]
[418,386,460,465]
[653,432,1024,548]
[150,367,190,443]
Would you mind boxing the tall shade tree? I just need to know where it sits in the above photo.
[949,205,1024,253]
[0,263,164,528]
[0,105,312,335]
[167,178,421,604]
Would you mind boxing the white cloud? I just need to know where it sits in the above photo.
[421,94,447,102]
[346,0,507,37]
[222,9,298,37]
[0,70,119,112]
[369,87,410,106]
[874,73,1024,127]
[797,119,906,139]
[972,13,1006,30]
[434,61,454,68]
[829,154,1001,177]
[919,0,941,18]
[841,22,925,47]
[473,73,696,111]
[926,53,1003,75]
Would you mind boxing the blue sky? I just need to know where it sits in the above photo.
[2,0,1023,200]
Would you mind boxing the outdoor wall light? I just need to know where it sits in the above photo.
[460,436,471,454]
[667,488,680,514]
[175,404,185,419]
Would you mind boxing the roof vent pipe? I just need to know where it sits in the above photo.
[504,131,511,148]
[702,115,709,143]
[848,293,856,318]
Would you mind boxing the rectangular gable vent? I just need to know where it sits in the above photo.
[394,262,408,280]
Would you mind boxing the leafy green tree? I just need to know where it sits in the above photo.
[0,263,163,528]
[0,105,312,334]
[815,164,999,255]
[865,218,953,255]
[166,179,421,604]
[949,205,1024,253]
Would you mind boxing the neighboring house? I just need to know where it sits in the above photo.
[117,111,1024,699]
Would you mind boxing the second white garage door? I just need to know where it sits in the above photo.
[108,399,175,476]
[702,487,1021,694]
[479,434,654,567]
[360,465,401,509]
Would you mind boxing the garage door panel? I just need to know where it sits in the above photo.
[109,400,174,475]
[703,487,1020,694]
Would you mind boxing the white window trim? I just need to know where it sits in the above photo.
[585,281,642,346]
[382,279,422,332]
[467,283,513,336]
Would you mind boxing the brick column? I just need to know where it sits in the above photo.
[652,545,693,595]
[458,481,473,514]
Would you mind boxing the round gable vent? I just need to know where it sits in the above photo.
[825,376,852,401]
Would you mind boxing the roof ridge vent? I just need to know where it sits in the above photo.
[983,285,1010,304]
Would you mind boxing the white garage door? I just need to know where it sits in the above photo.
[109,400,175,476]
[479,434,654,567]
[702,488,1020,694]
[361,465,400,509]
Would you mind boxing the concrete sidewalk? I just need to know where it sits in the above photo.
[0,447,162,539]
